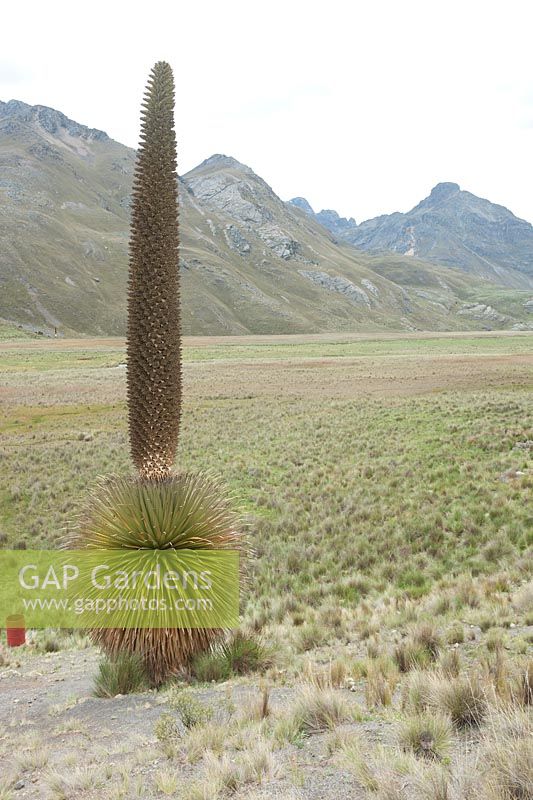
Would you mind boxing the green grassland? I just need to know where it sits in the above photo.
[1,333,531,573]
[1,329,531,368]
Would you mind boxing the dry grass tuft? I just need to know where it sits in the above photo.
[435,674,487,729]
[288,686,354,736]
[365,657,400,708]
[397,712,453,760]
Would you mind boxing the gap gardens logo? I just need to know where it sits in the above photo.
[0,550,239,629]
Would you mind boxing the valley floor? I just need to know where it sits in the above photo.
[0,331,532,799]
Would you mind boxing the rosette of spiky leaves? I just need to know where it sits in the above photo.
[69,472,246,686]
[127,60,181,479]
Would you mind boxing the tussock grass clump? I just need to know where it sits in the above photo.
[45,766,103,799]
[412,763,452,800]
[153,768,179,796]
[184,743,275,800]
[365,657,399,708]
[511,582,533,615]
[486,628,506,652]
[272,713,306,747]
[222,632,271,675]
[454,577,480,609]
[445,622,465,645]
[337,741,423,796]
[288,687,354,736]
[480,707,533,800]
[190,650,232,683]
[93,652,147,698]
[394,640,432,673]
[397,712,453,760]
[0,645,10,669]
[411,622,441,659]
[38,632,61,653]
[516,659,533,706]
[14,742,49,772]
[435,674,487,728]
[294,621,327,652]
[367,637,383,660]
[402,669,439,713]
[325,727,358,756]
[0,775,16,800]
[336,736,380,792]
[240,686,271,723]
[392,622,442,674]
[403,669,489,729]
[483,649,512,700]
[302,658,348,689]
[439,648,462,677]
[191,632,271,682]
[184,721,226,764]
[483,737,533,800]
[329,658,349,688]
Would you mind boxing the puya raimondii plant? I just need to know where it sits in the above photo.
[127,60,181,481]
[70,62,245,686]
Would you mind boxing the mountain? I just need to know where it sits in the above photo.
[290,198,357,236]
[1,99,532,335]
[289,183,533,288]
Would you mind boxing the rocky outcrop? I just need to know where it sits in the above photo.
[224,225,251,255]
[298,270,371,306]
[458,303,507,323]
[185,169,271,225]
[258,225,300,260]
[185,156,306,262]
[361,278,379,297]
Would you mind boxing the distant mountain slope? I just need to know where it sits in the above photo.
[1,99,532,335]
[289,183,533,288]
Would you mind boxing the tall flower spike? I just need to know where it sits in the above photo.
[127,61,181,479]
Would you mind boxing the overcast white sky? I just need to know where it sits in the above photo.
[2,0,533,223]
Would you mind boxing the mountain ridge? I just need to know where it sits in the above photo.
[289,183,533,288]
[0,99,532,335]
[0,99,109,142]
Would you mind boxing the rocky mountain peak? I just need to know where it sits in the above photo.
[194,153,248,172]
[0,99,109,142]
[429,182,461,200]
[289,197,315,215]
[289,199,357,237]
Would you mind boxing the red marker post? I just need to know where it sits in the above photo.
[6,615,26,647]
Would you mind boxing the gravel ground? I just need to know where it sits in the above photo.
[0,645,372,799]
